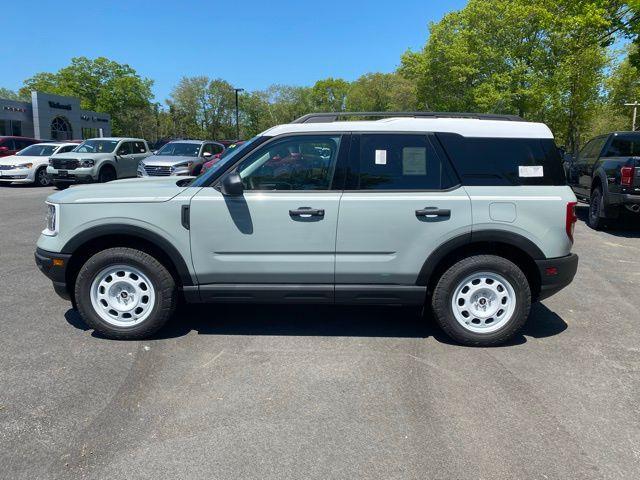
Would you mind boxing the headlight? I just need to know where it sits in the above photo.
[173,161,193,169]
[139,161,146,168]
[43,202,59,236]
[81,159,95,167]
[16,163,33,169]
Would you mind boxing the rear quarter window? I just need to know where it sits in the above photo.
[436,133,566,186]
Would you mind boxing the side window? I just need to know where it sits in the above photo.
[236,135,341,191]
[201,144,214,156]
[133,141,147,154]
[357,134,444,190]
[117,142,132,155]
[603,137,640,157]
[58,145,76,153]
[212,143,224,154]
[577,139,595,162]
[15,139,30,151]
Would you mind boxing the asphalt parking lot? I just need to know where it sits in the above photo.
[1,184,639,480]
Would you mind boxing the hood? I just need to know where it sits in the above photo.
[51,152,114,160]
[141,155,198,166]
[0,155,20,165]
[47,176,196,204]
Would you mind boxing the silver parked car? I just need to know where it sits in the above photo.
[47,137,151,188]
[138,140,224,177]
[35,112,578,346]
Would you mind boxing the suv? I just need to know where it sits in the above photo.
[566,132,640,229]
[35,112,579,346]
[0,136,41,158]
[0,142,78,186]
[47,137,151,188]
[138,140,225,177]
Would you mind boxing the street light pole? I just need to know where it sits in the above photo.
[624,101,639,131]
[234,88,244,140]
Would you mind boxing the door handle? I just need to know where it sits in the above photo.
[415,207,451,218]
[289,207,325,217]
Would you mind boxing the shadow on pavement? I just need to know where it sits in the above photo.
[575,204,640,238]
[64,301,567,346]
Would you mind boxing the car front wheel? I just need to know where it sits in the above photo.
[74,247,177,339]
[431,255,531,347]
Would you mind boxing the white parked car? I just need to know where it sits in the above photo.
[47,138,151,189]
[0,142,78,186]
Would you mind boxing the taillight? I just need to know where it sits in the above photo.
[621,166,634,187]
[566,201,577,242]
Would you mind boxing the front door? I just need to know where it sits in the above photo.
[115,141,136,178]
[189,134,347,298]
[335,133,472,293]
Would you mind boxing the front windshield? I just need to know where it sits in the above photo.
[74,140,119,154]
[156,142,200,157]
[190,136,263,187]
[16,144,57,156]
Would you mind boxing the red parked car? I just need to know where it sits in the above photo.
[200,141,244,174]
[0,137,41,157]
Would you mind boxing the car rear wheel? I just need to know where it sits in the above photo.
[74,247,177,339]
[431,255,531,347]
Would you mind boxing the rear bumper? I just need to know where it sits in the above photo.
[34,248,72,300]
[608,192,640,206]
[535,253,579,300]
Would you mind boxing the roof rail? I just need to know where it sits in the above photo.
[291,111,524,124]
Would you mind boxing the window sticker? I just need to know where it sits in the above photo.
[518,165,544,177]
[375,149,387,165]
[402,147,427,175]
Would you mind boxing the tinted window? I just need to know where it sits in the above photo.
[437,134,566,186]
[15,139,33,151]
[356,134,448,190]
[132,141,147,153]
[212,143,224,154]
[117,142,133,155]
[201,144,214,156]
[603,136,640,157]
[58,145,76,153]
[237,135,341,191]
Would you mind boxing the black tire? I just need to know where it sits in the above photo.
[74,247,177,339]
[53,182,69,190]
[98,166,117,183]
[34,166,52,187]
[588,187,605,230]
[431,255,531,347]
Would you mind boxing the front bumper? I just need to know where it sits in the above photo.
[0,167,34,183]
[35,248,72,301]
[47,166,96,184]
[535,253,579,300]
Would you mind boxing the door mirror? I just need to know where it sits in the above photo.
[220,172,244,196]
[203,152,212,158]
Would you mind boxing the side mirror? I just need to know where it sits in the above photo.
[0,146,8,153]
[203,152,212,158]
[220,172,244,196]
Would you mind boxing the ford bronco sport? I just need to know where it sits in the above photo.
[35,112,579,346]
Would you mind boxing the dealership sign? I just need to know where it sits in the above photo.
[48,101,72,110]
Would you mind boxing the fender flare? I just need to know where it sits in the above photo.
[61,224,194,286]
[416,230,545,286]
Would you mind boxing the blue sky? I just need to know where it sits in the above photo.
[4,0,466,102]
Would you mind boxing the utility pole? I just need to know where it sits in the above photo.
[624,101,639,131]
[234,88,244,140]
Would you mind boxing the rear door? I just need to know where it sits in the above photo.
[335,133,471,302]
[189,133,348,299]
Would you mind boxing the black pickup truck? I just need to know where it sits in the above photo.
[566,132,640,229]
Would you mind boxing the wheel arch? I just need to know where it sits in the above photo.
[418,231,543,300]
[62,224,194,302]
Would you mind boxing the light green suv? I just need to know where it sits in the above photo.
[35,112,579,346]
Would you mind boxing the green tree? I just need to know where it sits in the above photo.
[346,73,417,111]
[0,87,28,101]
[310,78,350,111]
[20,57,154,136]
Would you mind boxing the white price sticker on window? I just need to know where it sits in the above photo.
[375,149,387,165]
[519,165,544,177]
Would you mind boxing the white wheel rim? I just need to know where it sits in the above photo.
[451,271,516,334]
[90,264,156,327]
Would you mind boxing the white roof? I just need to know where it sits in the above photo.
[262,117,554,139]
[86,137,146,142]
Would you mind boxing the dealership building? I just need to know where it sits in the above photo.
[0,91,111,140]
